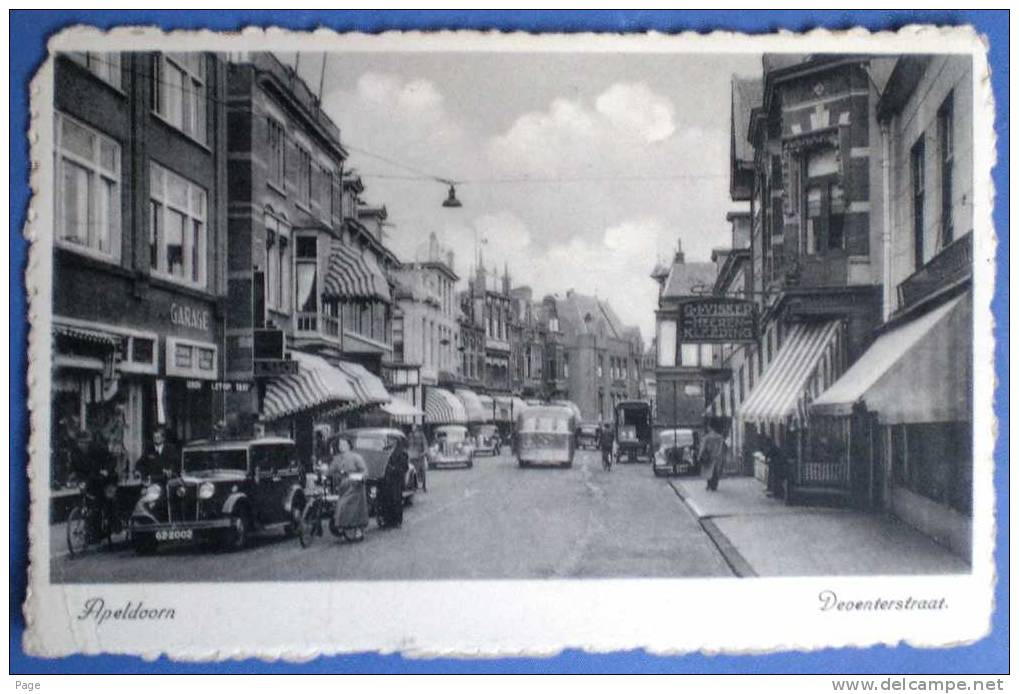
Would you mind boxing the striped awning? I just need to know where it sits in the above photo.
[334,361,391,405]
[262,351,359,421]
[381,394,425,421]
[455,389,490,423]
[54,323,120,348]
[323,240,391,303]
[739,321,842,426]
[425,388,468,424]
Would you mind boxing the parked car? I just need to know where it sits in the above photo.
[331,428,419,512]
[575,423,601,450]
[472,424,501,456]
[652,429,699,477]
[427,425,474,469]
[128,437,306,554]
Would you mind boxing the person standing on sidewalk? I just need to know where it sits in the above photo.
[407,424,428,493]
[699,419,727,492]
[759,435,786,498]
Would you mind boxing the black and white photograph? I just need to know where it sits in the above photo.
[21,26,996,659]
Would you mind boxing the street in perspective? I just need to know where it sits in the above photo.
[48,48,973,584]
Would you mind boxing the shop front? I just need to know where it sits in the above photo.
[811,291,972,558]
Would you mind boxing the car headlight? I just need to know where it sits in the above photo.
[198,481,215,500]
[142,484,162,503]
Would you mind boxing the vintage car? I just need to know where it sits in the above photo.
[128,437,306,554]
[331,428,420,512]
[472,423,501,456]
[427,425,474,469]
[652,429,699,477]
[516,405,576,468]
[614,399,653,463]
[575,423,601,450]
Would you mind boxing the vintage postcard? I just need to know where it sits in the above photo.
[21,25,996,659]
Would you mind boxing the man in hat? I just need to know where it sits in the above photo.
[698,418,728,492]
[135,427,179,483]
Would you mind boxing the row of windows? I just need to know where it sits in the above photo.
[55,112,211,290]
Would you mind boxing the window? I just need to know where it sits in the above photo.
[294,144,312,205]
[267,117,286,188]
[150,162,207,287]
[911,137,926,269]
[657,319,677,367]
[264,211,291,312]
[153,53,207,143]
[938,94,954,248]
[597,356,604,378]
[295,236,318,315]
[55,113,121,261]
[67,52,121,89]
[803,148,845,255]
[680,344,699,367]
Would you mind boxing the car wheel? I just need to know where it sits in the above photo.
[65,506,89,558]
[652,466,663,477]
[227,509,251,551]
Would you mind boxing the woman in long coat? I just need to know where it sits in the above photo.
[380,439,409,528]
[328,437,369,541]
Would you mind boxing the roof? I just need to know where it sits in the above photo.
[662,261,718,299]
[554,291,637,342]
[731,76,762,167]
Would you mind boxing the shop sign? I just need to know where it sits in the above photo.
[253,329,285,360]
[253,359,299,377]
[677,298,758,343]
[170,302,210,332]
[186,380,255,392]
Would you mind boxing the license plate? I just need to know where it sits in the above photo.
[155,528,194,542]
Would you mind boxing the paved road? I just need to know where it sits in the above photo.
[51,450,732,582]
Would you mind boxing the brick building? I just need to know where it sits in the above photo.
[51,51,229,487]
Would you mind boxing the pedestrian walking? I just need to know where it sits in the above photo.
[599,423,615,470]
[699,419,727,491]
[759,435,786,499]
[135,427,179,483]
[380,438,410,528]
[407,424,428,492]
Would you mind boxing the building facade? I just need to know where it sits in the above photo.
[554,290,643,423]
[812,55,974,557]
[51,51,229,487]
[391,233,460,414]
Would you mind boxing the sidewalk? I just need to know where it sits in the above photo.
[670,476,969,577]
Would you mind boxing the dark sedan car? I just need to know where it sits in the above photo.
[128,437,306,554]
[575,423,601,450]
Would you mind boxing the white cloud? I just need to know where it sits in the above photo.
[595,82,676,143]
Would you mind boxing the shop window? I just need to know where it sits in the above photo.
[911,137,926,270]
[67,52,122,89]
[680,344,699,367]
[938,94,955,248]
[55,113,122,261]
[152,53,207,144]
[895,422,972,515]
[132,337,155,365]
[266,117,286,189]
[149,162,207,288]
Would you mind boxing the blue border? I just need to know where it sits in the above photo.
[10,10,1008,674]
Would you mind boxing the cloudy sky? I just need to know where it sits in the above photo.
[293,51,761,341]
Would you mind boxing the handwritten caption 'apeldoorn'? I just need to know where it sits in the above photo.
[77,598,176,626]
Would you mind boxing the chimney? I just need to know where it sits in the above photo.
[674,238,685,265]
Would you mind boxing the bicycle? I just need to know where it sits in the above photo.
[65,473,122,558]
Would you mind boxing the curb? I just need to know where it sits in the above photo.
[667,479,757,578]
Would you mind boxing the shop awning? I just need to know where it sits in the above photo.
[455,388,490,422]
[262,351,359,421]
[334,361,391,405]
[425,388,468,424]
[740,320,842,426]
[54,323,120,347]
[811,293,970,424]
[381,395,425,418]
[323,240,391,303]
